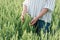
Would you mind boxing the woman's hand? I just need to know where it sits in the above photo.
[30,17,39,26]
[20,5,27,23]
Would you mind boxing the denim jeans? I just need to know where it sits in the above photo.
[33,20,50,34]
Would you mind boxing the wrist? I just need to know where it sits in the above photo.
[21,13,24,16]
[36,16,39,20]
[21,14,24,17]
[34,16,39,21]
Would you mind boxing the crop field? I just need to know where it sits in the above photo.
[0,0,60,40]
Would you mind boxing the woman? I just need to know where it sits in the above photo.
[21,0,55,34]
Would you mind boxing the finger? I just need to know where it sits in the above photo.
[21,16,24,20]
[31,22,35,25]
[31,21,36,25]
[30,19,34,24]
[29,22,33,26]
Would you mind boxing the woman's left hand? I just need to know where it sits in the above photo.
[30,17,39,26]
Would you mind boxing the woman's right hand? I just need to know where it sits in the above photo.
[20,5,27,23]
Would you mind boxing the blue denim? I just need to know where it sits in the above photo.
[34,20,50,34]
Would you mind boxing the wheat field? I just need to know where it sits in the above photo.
[0,0,60,40]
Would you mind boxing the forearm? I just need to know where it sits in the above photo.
[21,5,27,16]
[36,8,48,19]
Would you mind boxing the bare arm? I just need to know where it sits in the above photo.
[21,5,27,16]
[36,8,48,19]
[21,5,27,22]
[30,8,48,25]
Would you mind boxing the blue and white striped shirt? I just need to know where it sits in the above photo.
[23,0,55,23]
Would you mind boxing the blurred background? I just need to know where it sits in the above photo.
[0,0,60,40]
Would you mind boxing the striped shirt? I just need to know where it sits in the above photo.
[23,0,55,23]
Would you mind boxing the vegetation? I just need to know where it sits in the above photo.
[0,0,60,40]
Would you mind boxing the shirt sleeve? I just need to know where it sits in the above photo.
[23,0,29,6]
[43,0,55,12]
